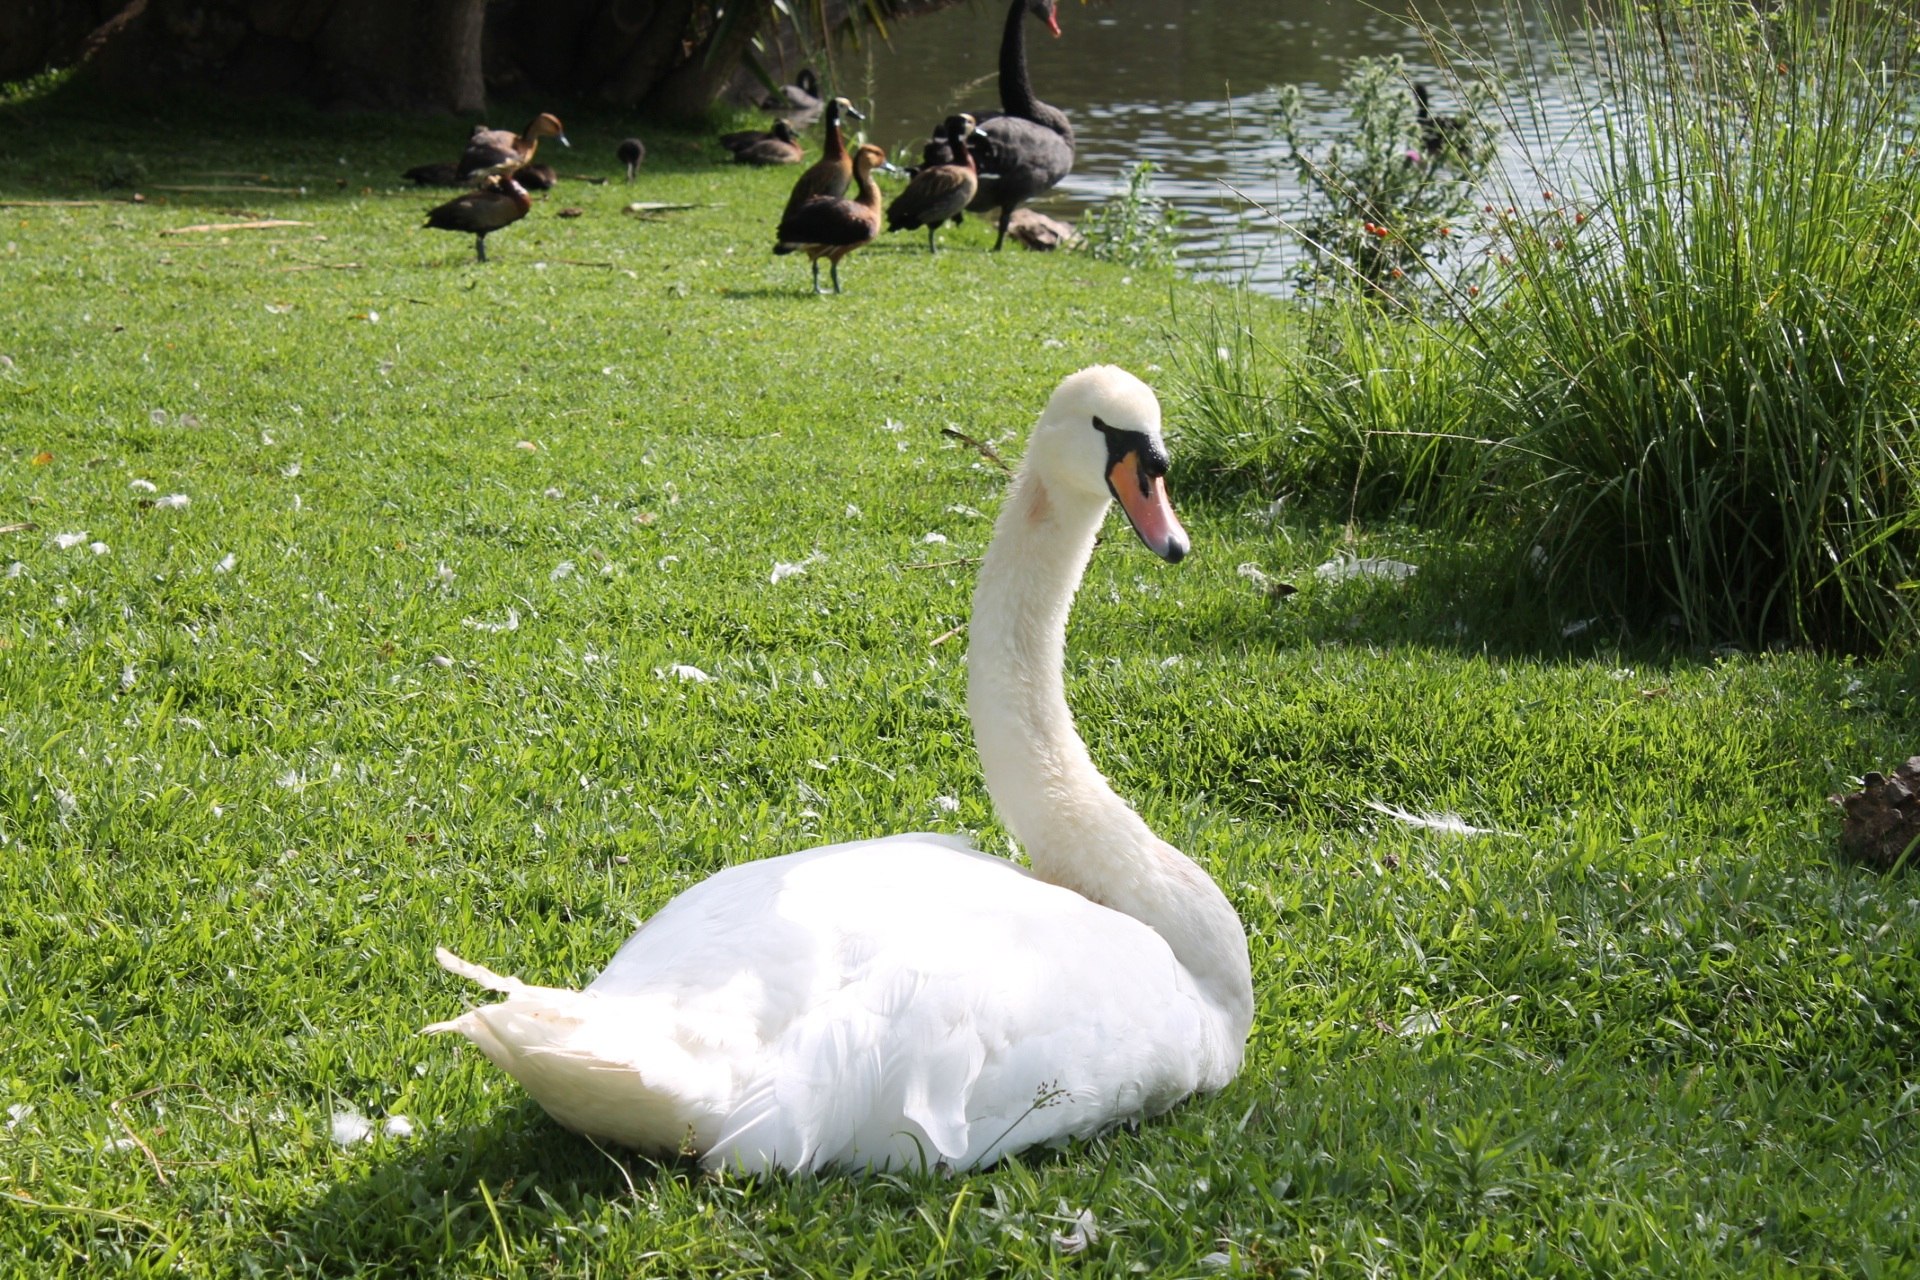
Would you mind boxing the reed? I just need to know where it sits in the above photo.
[1190,0,1920,651]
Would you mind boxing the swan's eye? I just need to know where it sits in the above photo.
[1092,416,1168,482]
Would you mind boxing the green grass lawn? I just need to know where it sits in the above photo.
[1,93,1917,1278]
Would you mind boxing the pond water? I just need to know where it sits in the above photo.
[848,0,1598,292]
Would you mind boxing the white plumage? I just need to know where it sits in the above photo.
[430,366,1254,1172]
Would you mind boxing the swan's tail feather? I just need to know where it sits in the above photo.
[434,946,528,995]
[427,948,733,1155]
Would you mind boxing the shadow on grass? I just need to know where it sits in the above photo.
[254,1098,681,1276]
[0,85,742,206]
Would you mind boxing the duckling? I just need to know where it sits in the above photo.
[732,119,804,167]
[782,97,865,217]
[887,114,979,254]
[457,113,570,182]
[617,137,646,181]
[515,163,557,191]
[773,144,890,294]
[424,173,532,263]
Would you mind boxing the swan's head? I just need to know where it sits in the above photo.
[1028,0,1063,38]
[1027,366,1188,562]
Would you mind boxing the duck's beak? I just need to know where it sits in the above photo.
[1107,448,1188,563]
[558,133,572,148]
[1047,10,1062,37]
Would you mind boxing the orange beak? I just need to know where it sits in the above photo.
[1107,450,1188,562]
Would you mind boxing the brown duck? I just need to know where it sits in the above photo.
[720,122,784,154]
[782,98,866,218]
[887,114,979,254]
[773,144,890,294]
[731,120,804,167]
[424,173,532,263]
[457,113,570,182]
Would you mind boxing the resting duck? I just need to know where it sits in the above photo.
[431,365,1253,1173]
[401,161,464,188]
[731,119,804,167]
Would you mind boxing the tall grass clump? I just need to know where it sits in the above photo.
[1190,1,1920,652]
[1489,0,1920,650]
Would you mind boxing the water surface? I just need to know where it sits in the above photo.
[844,0,1593,291]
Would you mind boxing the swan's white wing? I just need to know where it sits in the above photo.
[581,835,1221,1171]
[437,834,1226,1171]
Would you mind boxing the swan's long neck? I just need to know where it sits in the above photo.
[998,0,1041,120]
[968,471,1253,1039]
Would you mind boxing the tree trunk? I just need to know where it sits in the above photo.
[0,0,124,85]
[30,0,932,117]
[71,0,487,112]
[642,0,774,120]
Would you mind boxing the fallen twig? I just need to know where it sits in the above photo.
[940,427,1012,474]
[929,622,967,647]
[161,220,311,236]
[905,557,982,571]
[273,261,363,273]
[151,183,305,195]
[109,1098,169,1186]
[0,521,39,536]
[1,1190,168,1233]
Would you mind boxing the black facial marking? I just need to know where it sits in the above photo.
[1092,415,1168,496]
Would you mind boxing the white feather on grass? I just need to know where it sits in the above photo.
[1362,799,1511,838]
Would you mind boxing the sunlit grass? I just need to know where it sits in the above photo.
[0,85,1917,1278]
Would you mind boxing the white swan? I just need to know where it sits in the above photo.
[428,366,1254,1173]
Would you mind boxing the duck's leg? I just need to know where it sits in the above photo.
[829,258,843,294]
[475,233,489,263]
[992,205,1013,252]
[810,259,824,294]
[926,224,938,255]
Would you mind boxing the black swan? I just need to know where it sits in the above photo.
[921,0,1074,251]
[1413,83,1467,157]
